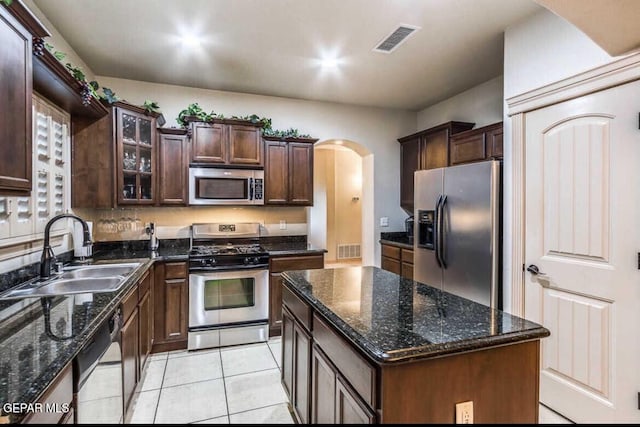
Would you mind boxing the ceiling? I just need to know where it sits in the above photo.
[33,0,541,111]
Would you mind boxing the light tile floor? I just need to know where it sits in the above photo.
[131,337,571,424]
[128,337,293,424]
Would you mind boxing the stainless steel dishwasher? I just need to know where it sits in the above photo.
[73,308,123,424]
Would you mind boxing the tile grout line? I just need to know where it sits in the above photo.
[219,350,232,423]
[152,356,169,424]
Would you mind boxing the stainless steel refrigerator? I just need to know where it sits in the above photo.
[414,160,501,309]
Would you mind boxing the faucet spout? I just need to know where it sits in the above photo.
[41,214,92,279]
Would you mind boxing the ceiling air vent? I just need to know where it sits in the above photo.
[373,24,421,53]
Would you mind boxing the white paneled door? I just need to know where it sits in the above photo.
[525,79,640,422]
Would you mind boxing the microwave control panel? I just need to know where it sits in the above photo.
[254,179,263,200]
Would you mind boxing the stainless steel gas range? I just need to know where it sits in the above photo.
[188,223,269,350]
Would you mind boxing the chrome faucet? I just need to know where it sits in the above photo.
[40,214,92,279]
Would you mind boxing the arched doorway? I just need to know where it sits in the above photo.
[308,139,373,266]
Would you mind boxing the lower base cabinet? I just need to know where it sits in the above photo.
[22,363,73,424]
[311,345,374,424]
[282,306,311,424]
[152,261,188,352]
[121,306,139,411]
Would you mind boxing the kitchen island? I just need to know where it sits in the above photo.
[281,266,549,424]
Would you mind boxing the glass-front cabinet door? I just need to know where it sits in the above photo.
[117,108,156,205]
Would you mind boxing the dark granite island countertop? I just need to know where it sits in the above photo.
[282,266,549,364]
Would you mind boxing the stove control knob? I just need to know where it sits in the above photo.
[199,259,207,267]
[209,258,216,265]
[251,257,259,264]
[244,258,250,265]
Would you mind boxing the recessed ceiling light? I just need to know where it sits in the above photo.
[335,140,344,145]
[320,57,340,68]
[180,34,202,47]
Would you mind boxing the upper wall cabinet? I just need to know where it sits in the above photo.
[157,128,189,206]
[187,118,264,167]
[72,101,165,208]
[449,122,503,165]
[264,136,317,206]
[0,3,43,195]
[397,122,474,213]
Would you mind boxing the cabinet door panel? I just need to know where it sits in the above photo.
[450,133,486,165]
[121,309,139,411]
[229,125,262,165]
[269,272,283,335]
[381,257,401,275]
[265,141,288,204]
[0,8,32,194]
[422,130,448,170]
[288,143,313,205]
[138,290,152,373]
[158,134,188,205]
[335,376,375,424]
[400,137,420,213]
[488,127,503,158]
[164,278,188,341]
[312,345,337,424]
[293,323,311,424]
[282,308,295,400]
[191,123,226,164]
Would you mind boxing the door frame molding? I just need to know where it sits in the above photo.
[506,51,640,316]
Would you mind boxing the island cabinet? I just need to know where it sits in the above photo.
[188,119,263,166]
[152,261,189,353]
[72,100,165,208]
[281,267,550,424]
[269,253,324,336]
[157,128,189,205]
[120,266,154,413]
[449,121,503,165]
[398,121,474,213]
[264,136,318,206]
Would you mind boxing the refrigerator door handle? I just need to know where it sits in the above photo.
[434,195,443,268]
[439,195,448,269]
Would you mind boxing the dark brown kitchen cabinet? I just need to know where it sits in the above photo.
[152,261,189,353]
[72,100,164,208]
[450,122,504,165]
[283,288,376,424]
[157,128,189,205]
[138,269,153,374]
[269,253,324,336]
[380,242,413,280]
[264,136,317,206]
[398,121,474,213]
[335,376,376,424]
[0,5,34,195]
[121,301,139,412]
[189,119,263,166]
[282,304,312,424]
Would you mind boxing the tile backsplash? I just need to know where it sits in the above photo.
[73,206,308,242]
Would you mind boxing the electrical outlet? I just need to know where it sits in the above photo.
[380,217,389,227]
[455,401,473,424]
[279,220,287,230]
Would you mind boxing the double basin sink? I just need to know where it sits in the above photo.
[0,262,141,300]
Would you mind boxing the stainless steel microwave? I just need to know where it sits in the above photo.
[189,167,264,205]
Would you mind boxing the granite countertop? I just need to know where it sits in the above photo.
[379,231,413,249]
[282,266,549,364]
[0,235,325,421]
[0,258,153,423]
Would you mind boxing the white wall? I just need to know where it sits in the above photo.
[416,76,504,130]
[96,76,415,265]
[501,8,615,312]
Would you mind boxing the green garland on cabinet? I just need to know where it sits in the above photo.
[1,0,12,7]
[176,103,311,138]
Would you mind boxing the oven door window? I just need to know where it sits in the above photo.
[203,277,255,310]
[196,177,249,200]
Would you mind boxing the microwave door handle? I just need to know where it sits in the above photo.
[433,195,442,268]
[249,178,254,200]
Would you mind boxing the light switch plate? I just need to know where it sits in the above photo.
[279,220,286,230]
[380,217,389,227]
[455,401,473,424]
